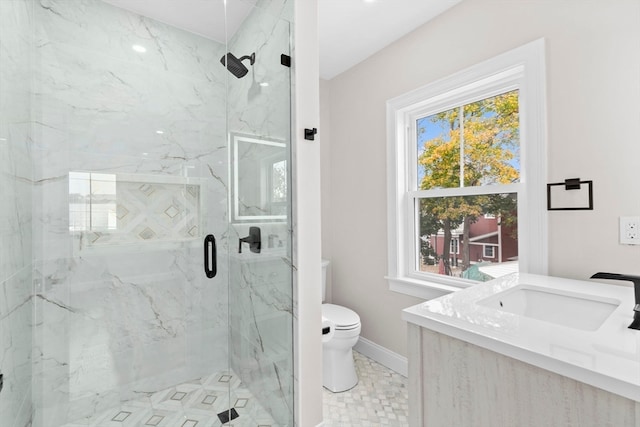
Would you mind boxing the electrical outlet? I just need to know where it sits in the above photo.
[620,216,640,245]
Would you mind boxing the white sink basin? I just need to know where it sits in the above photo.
[478,284,620,331]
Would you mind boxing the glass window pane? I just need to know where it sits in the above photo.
[416,107,460,189]
[416,90,520,190]
[463,90,520,186]
[417,193,518,282]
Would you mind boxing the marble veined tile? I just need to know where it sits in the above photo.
[0,267,34,427]
[36,0,225,82]
[229,250,294,426]
[33,40,225,157]
[32,243,230,424]
[227,3,291,142]
[0,1,34,427]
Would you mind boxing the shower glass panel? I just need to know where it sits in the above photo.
[18,0,295,426]
[32,0,232,425]
[0,1,34,426]
[226,2,294,426]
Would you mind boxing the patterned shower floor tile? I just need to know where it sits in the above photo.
[60,371,277,427]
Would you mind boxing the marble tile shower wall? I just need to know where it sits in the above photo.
[226,1,294,425]
[229,253,293,426]
[0,1,35,426]
[31,1,229,426]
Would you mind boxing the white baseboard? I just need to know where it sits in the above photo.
[354,337,408,377]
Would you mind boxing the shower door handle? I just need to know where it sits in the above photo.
[204,234,217,278]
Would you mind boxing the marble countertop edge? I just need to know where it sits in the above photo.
[403,273,640,403]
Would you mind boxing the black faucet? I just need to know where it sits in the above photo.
[239,226,261,254]
[590,272,640,330]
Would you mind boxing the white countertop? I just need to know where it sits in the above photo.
[402,273,640,402]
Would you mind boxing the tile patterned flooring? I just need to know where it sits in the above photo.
[323,351,409,426]
[62,371,276,427]
[60,351,408,427]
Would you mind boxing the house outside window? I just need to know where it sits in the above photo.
[386,40,548,300]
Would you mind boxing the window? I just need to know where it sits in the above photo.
[386,39,548,300]
[450,237,459,255]
[484,245,495,258]
[416,91,519,280]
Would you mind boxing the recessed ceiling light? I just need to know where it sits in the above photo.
[156,130,164,134]
[259,82,269,87]
[132,44,147,53]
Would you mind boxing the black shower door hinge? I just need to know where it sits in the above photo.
[281,54,291,67]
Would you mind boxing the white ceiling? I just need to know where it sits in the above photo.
[101,0,462,80]
[318,0,462,79]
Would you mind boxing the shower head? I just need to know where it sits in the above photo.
[220,52,255,78]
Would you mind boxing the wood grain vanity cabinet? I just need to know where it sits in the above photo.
[407,324,640,427]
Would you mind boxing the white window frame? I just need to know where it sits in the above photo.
[386,39,548,300]
[450,237,459,255]
[484,245,496,259]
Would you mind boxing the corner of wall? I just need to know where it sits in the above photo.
[319,78,333,302]
[293,0,323,426]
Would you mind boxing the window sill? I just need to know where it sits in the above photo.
[386,276,460,300]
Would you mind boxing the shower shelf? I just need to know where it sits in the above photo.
[69,171,206,250]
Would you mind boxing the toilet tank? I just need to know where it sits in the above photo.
[321,259,330,302]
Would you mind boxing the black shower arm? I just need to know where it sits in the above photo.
[238,53,256,65]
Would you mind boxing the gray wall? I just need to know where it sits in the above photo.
[0,1,34,426]
[321,0,640,358]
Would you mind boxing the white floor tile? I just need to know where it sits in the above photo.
[323,351,409,426]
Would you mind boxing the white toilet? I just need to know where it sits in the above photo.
[321,259,361,392]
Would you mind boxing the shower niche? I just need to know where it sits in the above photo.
[68,171,203,248]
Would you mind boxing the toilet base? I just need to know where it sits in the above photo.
[323,347,358,392]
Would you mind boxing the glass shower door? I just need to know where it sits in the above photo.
[12,0,295,425]
[32,0,233,425]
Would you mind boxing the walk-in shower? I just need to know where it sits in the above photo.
[0,0,295,426]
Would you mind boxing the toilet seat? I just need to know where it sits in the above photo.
[322,303,361,330]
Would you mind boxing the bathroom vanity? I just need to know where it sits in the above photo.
[403,273,640,427]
